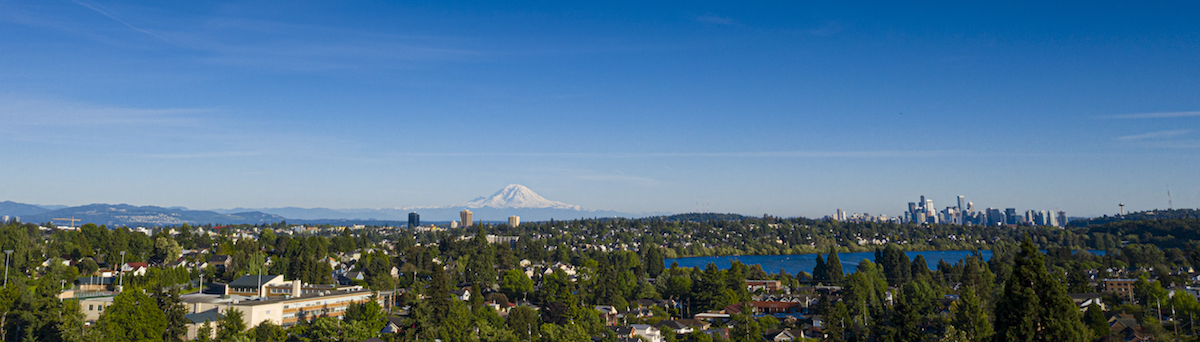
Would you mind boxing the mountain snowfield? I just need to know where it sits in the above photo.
[462,184,582,210]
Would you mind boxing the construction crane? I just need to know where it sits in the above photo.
[52,217,82,230]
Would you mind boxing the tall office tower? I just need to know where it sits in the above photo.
[1004,208,1017,225]
[956,196,966,224]
[1025,210,1035,225]
[408,212,420,228]
[924,198,934,213]
[919,196,926,210]
[460,210,473,227]
[837,209,845,221]
[986,208,1003,226]
[967,202,975,213]
[1056,211,1067,228]
[1046,210,1058,227]
[508,215,520,227]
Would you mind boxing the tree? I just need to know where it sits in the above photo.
[96,289,167,342]
[508,305,540,341]
[344,300,386,337]
[644,245,665,277]
[249,321,286,342]
[197,321,214,342]
[217,308,247,341]
[826,247,844,285]
[813,254,827,283]
[307,316,341,342]
[951,287,992,341]
[992,237,1088,342]
[500,269,534,300]
[1082,303,1109,339]
[153,285,189,342]
[153,235,183,263]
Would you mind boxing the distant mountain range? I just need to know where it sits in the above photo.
[8,203,285,227]
[214,184,644,222]
[0,185,658,227]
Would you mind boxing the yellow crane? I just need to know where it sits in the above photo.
[52,217,81,230]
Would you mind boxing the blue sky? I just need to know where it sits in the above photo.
[1,1,1198,218]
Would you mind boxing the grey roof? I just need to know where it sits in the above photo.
[657,320,688,330]
[76,276,113,285]
[607,326,634,335]
[227,275,282,288]
[185,309,222,324]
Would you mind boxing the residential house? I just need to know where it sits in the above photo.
[630,324,664,342]
[765,329,797,341]
[746,280,783,292]
[208,255,233,270]
[121,262,150,277]
[655,320,693,335]
[452,288,471,301]
[1068,293,1105,311]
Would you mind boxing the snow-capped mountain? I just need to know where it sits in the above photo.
[210,184,653,222]
[463,184,582,210]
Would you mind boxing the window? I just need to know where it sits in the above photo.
[89,305,93,311]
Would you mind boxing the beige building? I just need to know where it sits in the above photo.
[181,288,391,331]
[508,215,520,227]
[79,296,115,322]
[460,210,473,227]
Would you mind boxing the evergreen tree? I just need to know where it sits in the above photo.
[1082,303,1109,339]
[813,254,827,283]
[217,308,247,341]
[992,237,1088,342]
[826,247,844,285]
[951,287,992,341]
[151,285,189,342]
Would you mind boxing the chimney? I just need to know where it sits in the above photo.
[293,280,301,296]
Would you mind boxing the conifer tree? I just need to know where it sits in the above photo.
[826,247,844,285]
[992,237,1087,342]
[1082,303,1109,339]
[813,254,826,283]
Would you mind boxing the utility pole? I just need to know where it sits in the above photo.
[4,250,12,288]
[119,251,127,291]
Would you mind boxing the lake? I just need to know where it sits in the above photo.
[665,250,993,276]
[666,249,1106,275]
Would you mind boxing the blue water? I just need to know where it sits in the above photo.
[666,249,1106,275]
[666,250,992,276]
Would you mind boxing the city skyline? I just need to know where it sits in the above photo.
[2,2,1199,217]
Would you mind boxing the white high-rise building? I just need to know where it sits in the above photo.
[508,215,520,227]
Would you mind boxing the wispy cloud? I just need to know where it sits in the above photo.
[387,150,961,158]
[695,14,735,25]
[1117,130,1192,141]
[0,95,206,127]
[70,0,181,45]
[1110,111,1200,119]
[137,151,261,159]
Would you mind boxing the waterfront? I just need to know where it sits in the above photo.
[665,250,994,275]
